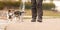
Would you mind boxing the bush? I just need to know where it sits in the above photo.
[5,1,20,7]
[25,2,55,10]
[0,2,5,10]
[0,1,21,10]
[0,1,55,10]
[25,2,31,9]
[42,3,55,10]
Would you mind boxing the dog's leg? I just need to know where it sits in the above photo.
[20,15,24,22]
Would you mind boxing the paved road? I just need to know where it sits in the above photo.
[0,18,60,30]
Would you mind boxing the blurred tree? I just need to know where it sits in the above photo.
[0,1,5,10]
[42,3,55,10]
[50,0,53,3]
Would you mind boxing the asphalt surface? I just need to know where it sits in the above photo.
[0,18,60,30]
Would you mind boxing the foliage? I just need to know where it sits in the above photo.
[0,1,55,10]
[42,3,55,10]
[0,1,5,10]
[25,2,31,9]
[25,2,55,10]
[5,1,20,7]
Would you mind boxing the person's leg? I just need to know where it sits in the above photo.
[37,0,43,22]
[31,0,37,22]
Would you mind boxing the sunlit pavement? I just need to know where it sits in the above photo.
[0,18,60,30]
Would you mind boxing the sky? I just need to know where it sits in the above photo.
[53,1,60,6]
[43,0,60,11]
[53,1,60,11]
[43,0,60,6]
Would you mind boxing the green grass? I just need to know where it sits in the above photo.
[43,10,60,16]
[25,9,60,16]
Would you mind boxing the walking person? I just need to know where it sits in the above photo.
[31,0,43,22]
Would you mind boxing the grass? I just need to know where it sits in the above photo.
[43,10,60,16]
[25,9,60,16]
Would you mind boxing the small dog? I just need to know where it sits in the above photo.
[14,11,24,22]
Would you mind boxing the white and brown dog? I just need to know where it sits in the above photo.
[13,11,24,23]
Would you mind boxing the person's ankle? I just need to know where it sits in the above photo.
[31,19,36,22]
[37,20,42,22]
